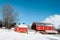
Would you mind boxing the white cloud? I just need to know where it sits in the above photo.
[43,14,60,29]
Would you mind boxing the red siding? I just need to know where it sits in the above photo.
[36,25,54,31]
[14,27,28,33]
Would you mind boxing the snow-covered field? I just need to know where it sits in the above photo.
[0,29,60,40]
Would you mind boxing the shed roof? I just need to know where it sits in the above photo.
[33,22,53,26]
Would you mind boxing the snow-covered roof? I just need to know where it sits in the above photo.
[33,22,53,26]
[17,24,28,28]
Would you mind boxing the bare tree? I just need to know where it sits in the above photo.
[2,4,18,29]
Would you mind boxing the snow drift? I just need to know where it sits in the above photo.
[0,29,49,40]
[0,29,60,40]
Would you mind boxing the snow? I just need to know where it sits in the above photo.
[45,30,58,33]
[0,29,60,40]
[46,25,53,26]
[42,34,60,40]
[16,24,28,28]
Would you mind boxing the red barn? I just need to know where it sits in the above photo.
[31,22,54,31]
[14,24,28,33]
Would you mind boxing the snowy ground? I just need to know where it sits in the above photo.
[0,29,60,40]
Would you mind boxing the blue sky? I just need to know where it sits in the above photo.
[0,0,60,25]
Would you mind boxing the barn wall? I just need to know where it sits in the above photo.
[31,23,36,30]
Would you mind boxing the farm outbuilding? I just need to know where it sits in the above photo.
[31,22,58,34]
[31,22,54,31]
[14,24,28,33]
